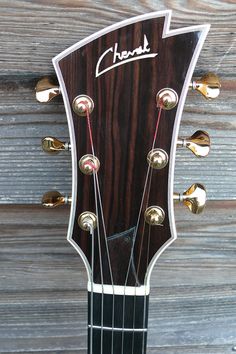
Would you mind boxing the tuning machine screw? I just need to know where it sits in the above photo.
[42,136,70,154]
[144,206,165,226]
[174,183,206,214]
[156,88,178,110]
[78,212,97,231]
[72,95,94,116]
[189,72,221,99]
[147,149,168,169]
[42,191,71,208]
[79,154,100,175]
[35,77,61,103]
[177,130,210,157]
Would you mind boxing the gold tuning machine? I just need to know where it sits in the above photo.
[42,191,71,208]
[174,183,206,214]
[35,77,61,103]
[189,72,221,99]
[177,130,210,157]
[42,136,70,154]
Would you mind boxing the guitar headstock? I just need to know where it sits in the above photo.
[38,11,220,291]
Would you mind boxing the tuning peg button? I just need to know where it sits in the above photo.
[42,137,70,154]
[177,130,210,157]
[189,72,221,99]
[35,77,61,103]
[173,183,206,214]
[42,191,71,208]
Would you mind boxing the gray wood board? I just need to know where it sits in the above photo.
[0,0,235,203]
[0,202,235,353]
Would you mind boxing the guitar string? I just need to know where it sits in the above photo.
[121,107,163,354]
[136,156,154,354]
[94,172,115,354]
[93,169,104,354]
[84,106,104,353]
[120,160,151,354]
[131,167,153,354]
[130,212,146,354]
[135,164,154,275]
[130,169,151,354]
[141,107,163,354]
[85,105,115,354]
[141,225,151,354]
[89,224,94,354]
[86,102,162,354]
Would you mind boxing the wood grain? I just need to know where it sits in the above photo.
[0,0,235,204]
[0,1,235,353]
[0,0,235,76]
[0,78,235,203]
[0,202,235,353]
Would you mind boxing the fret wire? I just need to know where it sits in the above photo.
[88,325,148,332]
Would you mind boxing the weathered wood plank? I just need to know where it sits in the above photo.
[0,202,235,352]
[0,1,235,353]
[0,81,235,203]
[0,0,235,76]
[0,1,235,204]
[1,348,235,354]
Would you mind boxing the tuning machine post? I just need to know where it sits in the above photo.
[174,183,206,214]
[35,77,61,103]
[177,130,210,157]
[42,191,71,208]
[189,72,221,99]
[42,136,70,154]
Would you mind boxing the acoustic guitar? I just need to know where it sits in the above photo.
[36,10,220,354]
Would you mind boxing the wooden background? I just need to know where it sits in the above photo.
[0,0,235,353]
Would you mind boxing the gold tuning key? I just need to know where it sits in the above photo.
[173,183,206,214]
[42,191,71,208]
[35,77,61,103]
[189,72,221,99]
[177,130,210,157]
[42,137,70,154]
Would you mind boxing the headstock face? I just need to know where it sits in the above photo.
[52,11,209,287]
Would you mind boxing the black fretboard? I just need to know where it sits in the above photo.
[88,291,149,354]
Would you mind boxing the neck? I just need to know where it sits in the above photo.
[88,290,149,354]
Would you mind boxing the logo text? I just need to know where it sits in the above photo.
[96,35,158,77]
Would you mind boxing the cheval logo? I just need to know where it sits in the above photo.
[95,34,158,78]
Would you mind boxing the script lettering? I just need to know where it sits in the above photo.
[96,35,158,78]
